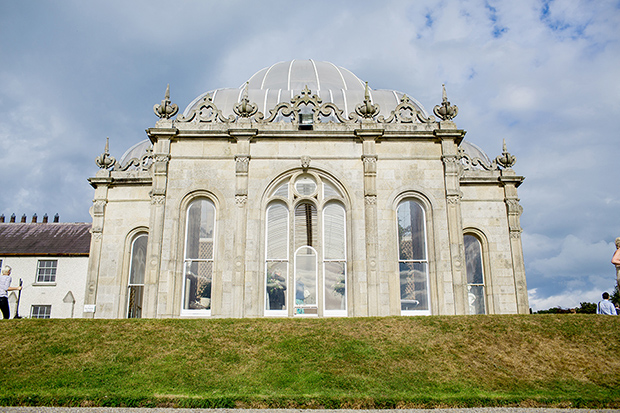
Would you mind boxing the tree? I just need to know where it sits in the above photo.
[575,302,596,314]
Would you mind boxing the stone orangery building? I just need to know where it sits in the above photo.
[85,60,528,319]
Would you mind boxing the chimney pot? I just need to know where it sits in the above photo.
[53,213,59,223]
[43,214,48,223]
[21,214,26,223]
[0,215,4,223]
[10,214,16,223]
[32,214,37,223]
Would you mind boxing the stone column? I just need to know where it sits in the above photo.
[83,170,111,318]
[500,169,528,314]
[144,126,176,317]
[229,127,256,318]
[356,126,384,316]
[436,122,467,315]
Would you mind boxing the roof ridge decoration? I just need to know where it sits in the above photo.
[458,146,498,171]
[433,84,458,121]
[95,137,116,170]
[115,146,153,171]
[153,84,179,119]
[175,84,437,125]
[495,139,517,168]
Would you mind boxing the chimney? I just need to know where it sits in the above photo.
[53,213,60,223]
[32,214,37,223]
[43,214,48,223]
[21,214,26,223]
[0,215,4,223]
[10,214,16,223]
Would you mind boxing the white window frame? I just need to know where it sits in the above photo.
[127,233,148,319]
[31,305,51,319]
[397,199,431,316]
[36,260,57,284]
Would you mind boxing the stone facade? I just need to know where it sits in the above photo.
[85,60,527,318]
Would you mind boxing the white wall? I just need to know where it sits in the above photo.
[1,256,88,318]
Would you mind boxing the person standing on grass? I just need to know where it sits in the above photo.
[0,266,22,319]
[597,292,617,315]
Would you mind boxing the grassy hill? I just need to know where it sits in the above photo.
[1,315,619,408]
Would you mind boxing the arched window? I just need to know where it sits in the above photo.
[127,233,148,318]
[397,199,430,315]
[464,234,486,314]
[182,199,215,316]
[265,172,347,317]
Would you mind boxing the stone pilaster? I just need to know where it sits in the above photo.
[436,123,467,315]
[356,126,384,316]
[229,127,256,317]
[144,126,176,317]
[84,170,112,318]
[500,169,528,314]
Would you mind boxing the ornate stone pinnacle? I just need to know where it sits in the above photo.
[153,84,179,119]
[355,81,380,119]
[495,139,516,168]
[95,137,116,170]
[233,82,258,118]
[433,84,458,121]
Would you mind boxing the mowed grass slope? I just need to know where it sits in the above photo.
[1,315,619,408]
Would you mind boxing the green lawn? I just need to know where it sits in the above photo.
[1,315,619,408]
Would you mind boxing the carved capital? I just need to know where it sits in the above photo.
[235,156,250,174]
[235,195,248,207]
[365,195,377,205]
[446,194,461,205]
[92,200,107,216]
[91,226,103,240]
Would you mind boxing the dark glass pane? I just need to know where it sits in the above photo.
[468,285,486,315]
[266,261,288,311]
[399,262,428,311]
[129,234,148,285]
[397,200,426,261]
[183,261,212,310]
[464,234,484,284]
[324,261,346,311]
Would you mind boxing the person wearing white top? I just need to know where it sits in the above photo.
[597,292,617,315]
[0,266,22,319]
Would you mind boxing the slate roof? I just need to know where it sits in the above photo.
[0,223,91,256]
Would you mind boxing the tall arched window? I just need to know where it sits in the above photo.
[127,233,148,318]
[464,234,486,314]
[265,172,347,317]
[182,199,215,316]
[397,199,430,315]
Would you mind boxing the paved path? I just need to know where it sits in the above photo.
[2,408,618,413]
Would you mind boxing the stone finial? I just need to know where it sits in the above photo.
[495,139,517,168]
[95,137,116,170]
[233,82,258,118]
[355,82,380,119]
[433,84,458,121]
[153,84,179,119]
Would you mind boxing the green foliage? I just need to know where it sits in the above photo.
[612,284,620,308]
[1,316,619,408]
[575,302,597,314]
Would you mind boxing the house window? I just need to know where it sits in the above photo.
[182,199,215,316]
[464,234,486,314]
[31,305,51,319]
[397,199,430,315]
[265,172,347,316]
[127,233,148,318]
[36,260,57,283]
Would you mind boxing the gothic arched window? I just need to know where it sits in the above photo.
[265,172,347,317]
[397,199,430,315]
[182,198,215,316]
[127,233,148,318]
[464,233,486,315]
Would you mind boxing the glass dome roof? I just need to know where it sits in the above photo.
[183,59,429,119]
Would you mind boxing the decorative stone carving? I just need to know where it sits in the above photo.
[446,194,461,205]
[176,93,235,123]
[116,146,153,172]
[92,200,107,217]
[235,156,250,174]
[355,82,380,119]
[365,195,377,205]
[233,83,259,118]
[458,147,499,171]
[235,195,247,207]
[495,139,517,169]
[95,137,116,170]
[301,156,311,170]
[378,94,434,124]
[153,84,179,119]
[362,155,377,174]
[433,84,458,121]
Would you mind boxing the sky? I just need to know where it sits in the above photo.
[1,0,619,311]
